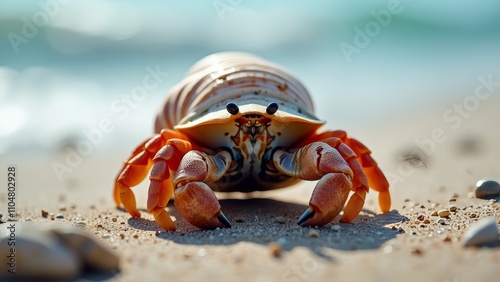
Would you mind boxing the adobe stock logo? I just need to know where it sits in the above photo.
[51,65,169,182]
[386,74,499,185]
[7,0,71,54]
[339,0,405,63]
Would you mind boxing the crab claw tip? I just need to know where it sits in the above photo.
[217,211,231,228]
[297,207,315,226]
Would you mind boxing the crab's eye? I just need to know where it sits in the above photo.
[266,102,279,115]
[226,102,239,115]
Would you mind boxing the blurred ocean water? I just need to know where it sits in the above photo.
[1,0,500,156]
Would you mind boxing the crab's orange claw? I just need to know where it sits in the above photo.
[173,150,232,229]
[274,142,355,226]
[298,173,351,226]
[174,182,230,229]
[304,130,391,214]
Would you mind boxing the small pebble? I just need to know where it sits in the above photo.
[438,209,450,218]
[417,215,425,221]
[52,228,120,272]
[308,229,319,238]
[25,217,32,222]
[411,248,423,255]
[331,225,341,231]
[235,217,245,223]
[133,234,139,239]
[449,205,458,212]
[382,245,394,254]
[430,211,438,216]
[437,218,446,225]
[75,221,86,227]
[59,205,67,212]
[269,242,282,257]
[462,217,499,247]
[102,234,111,239]
[274,216,286,224]
[0,226,79,279]
[56,214,64,219]
[197,248,207,257]
[41,209,49,218]
[475,179,500,200]
[111,218,117,223]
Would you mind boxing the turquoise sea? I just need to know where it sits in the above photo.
[1,0,499,156]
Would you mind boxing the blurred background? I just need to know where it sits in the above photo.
[1,0,499,206]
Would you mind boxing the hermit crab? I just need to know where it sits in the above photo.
[113,52,391,231]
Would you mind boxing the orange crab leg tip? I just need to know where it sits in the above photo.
[340,192,365,223]
[378,191,391,213]
[151,208,176,231]
[118,183,141,218]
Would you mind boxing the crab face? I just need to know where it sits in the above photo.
[175,94,325,150]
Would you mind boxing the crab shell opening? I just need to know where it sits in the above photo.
[174,95,325,149]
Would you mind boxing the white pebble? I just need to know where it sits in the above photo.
[462,217,499,247]
[75,221,86,227]
[382,245,394,254]
[197,248,207,257]
[331,225,341,231]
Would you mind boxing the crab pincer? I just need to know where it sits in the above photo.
[173,150,232,229]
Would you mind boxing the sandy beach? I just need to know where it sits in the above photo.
[1,95,499,282]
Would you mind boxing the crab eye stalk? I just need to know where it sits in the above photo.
[266,102,279,115]
[226,102,239,115]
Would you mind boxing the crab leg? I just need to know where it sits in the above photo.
[302,130,391,215]
[274,141,362,226]
[172,150,232,229]
[146,138,193,231]
[114,129,192,221]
